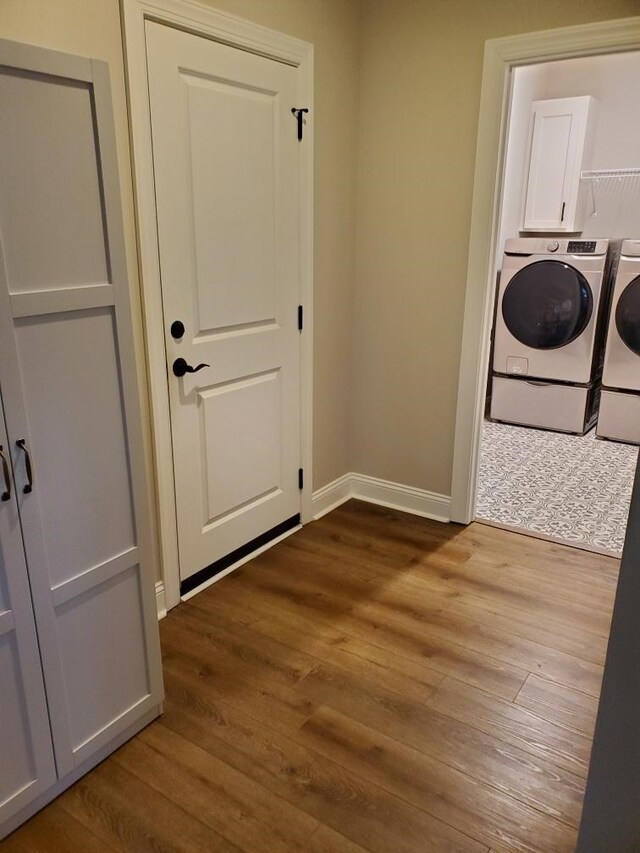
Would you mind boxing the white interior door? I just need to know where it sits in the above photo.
[145,22,302,591]
[0,393,56,826]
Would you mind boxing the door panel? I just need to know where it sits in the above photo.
[0,635,35,802]
[13,309,136,589]
[200,370,282,523]
[0,43,163,779]
[186,75,278,332]
[0,395,56,826]
[523,97,593,232]
[55,566,150,760]
[146,22,301,584]
[526,112,572,226]
[0,68,108,292]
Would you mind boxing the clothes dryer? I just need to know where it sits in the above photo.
[597,239,640,444]
[491,238,614,433]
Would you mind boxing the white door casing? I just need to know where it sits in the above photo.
[123,0,314,607]
[450,17,640,525]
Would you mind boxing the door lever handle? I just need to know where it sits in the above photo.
[16,439,33,494]
[0,445,11,501]
[172,358,210,378]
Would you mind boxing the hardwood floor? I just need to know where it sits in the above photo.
[2,500,619,853]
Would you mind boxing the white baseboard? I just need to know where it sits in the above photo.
[351,473,451,522]
[311,473,353,520]
[162,478,449,615]
[312,473,451,523]
[155,581,167,620]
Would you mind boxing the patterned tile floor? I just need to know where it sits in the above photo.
[476,420,639,556]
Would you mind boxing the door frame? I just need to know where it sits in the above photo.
[450,15,640,525]
[121,0,314,610]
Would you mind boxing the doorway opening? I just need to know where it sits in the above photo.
[477,51,640,556]
[122,0,314,611]
[454,44,640,557]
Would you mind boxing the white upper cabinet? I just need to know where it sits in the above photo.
[522,96,596,233]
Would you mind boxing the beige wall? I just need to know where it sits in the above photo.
[352,0,640,497]
[0,0,363,585]
[3,0,639,583]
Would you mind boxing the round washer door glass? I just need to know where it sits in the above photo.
[616,276,640,355]
[502,260,594,349]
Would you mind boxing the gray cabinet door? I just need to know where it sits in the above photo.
[0,40,163,778]
[0,393,57,826]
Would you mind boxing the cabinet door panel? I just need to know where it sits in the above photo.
[0,68,108,293]
[0,396,56,828]
[525,111,572,227]
[13,309,136,590]
[522,96,593,232]
[56,566,150,761]
[0,634,36,804]
[0,41,163,781]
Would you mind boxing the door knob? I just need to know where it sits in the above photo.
[172,358,210,378]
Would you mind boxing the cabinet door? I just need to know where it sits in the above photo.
[0,40,163,779]
[0,394,57,827]
[522,96,592,232]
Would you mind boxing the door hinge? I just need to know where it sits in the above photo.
[291,107,309,141]
[298,468,304,490]
[298,305,303,331]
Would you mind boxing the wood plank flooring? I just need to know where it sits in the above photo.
[2,500,619,853]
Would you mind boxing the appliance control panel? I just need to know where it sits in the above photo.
[567,240,597,253]
[503,237,609,256]
[621,239,640,258]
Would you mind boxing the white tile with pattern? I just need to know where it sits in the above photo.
[476,420,638,556]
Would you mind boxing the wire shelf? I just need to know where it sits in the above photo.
[581,167,640,180]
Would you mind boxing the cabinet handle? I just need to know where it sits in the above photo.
[560,201,566,222]
[0,446,10,502]
[16,439,33,494]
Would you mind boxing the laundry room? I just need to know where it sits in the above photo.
[475,49,640,556]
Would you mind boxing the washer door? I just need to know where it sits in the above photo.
[502,260,594,349]
[615,276,640,356]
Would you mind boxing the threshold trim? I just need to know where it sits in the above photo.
[179,513,301,596]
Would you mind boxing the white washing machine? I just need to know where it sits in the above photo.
[597,239,640,444]
[491,237,614,434]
